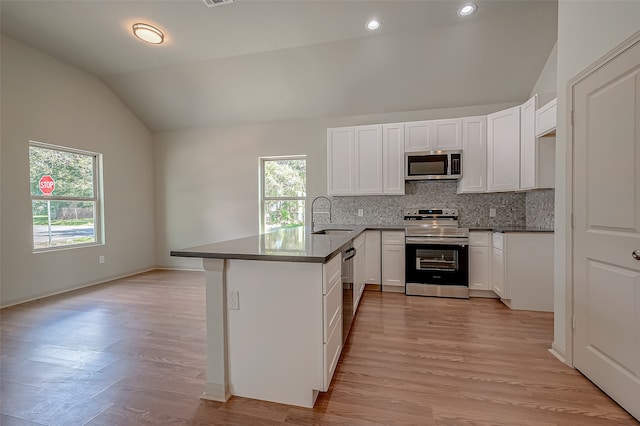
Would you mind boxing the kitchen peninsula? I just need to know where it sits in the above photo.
[171,226,368,408]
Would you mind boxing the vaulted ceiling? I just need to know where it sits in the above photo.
[0,0,558,132]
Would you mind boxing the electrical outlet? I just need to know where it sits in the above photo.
[489,208,497,218]
[228,290,239,310]
[99,255,105,264]
[358,208,364,217]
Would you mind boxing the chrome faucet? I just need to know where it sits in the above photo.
[311,196,332,231]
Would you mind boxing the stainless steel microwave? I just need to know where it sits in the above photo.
[405,150,462,180]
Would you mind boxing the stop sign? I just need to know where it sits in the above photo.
[39,175,55,195]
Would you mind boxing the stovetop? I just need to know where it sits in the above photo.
[403,208,468,238]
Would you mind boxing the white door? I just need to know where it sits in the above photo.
[431,118,462,150]
[457,116,487,193]
[573,37,640,420]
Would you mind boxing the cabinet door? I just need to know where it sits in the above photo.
[365,230,381,284]
[382,244,405,290]
[354,125,383,194]
[327,127,355,195]
[353,234,366,312]
[457,116,487,193]
[431,118,462,150]
[536,98,557,137]
[382,123,405,195]
[404,121,432,152]
[492,247,505,298]
[469,246,490,291]
[520,95,538,190]
[487,106,521,191]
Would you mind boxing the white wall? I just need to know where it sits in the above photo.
[155,102,519,269]
[0,35,157,307]
[554,1,640,362]
[530,42,558,106]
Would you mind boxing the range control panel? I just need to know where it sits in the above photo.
[404,208,458,218]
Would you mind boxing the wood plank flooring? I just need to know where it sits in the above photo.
[1,270,637,425]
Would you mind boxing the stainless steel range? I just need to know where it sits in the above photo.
[404,208,470,298]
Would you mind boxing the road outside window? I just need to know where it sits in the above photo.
[260,156,306,233]
[29,142,103,251]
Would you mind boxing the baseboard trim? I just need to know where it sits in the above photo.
[549,342,567,365]
[0,266,157,309]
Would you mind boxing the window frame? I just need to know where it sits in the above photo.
[259,155,307,234]
[29,141,104,252]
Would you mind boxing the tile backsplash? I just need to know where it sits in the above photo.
[313,181,554,229]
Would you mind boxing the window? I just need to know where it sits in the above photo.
[260,156,306,233]
[29,142,103,251]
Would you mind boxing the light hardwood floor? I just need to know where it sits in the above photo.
[1,270,637,425]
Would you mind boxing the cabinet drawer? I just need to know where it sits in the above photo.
[323,253,341,294]
[493,232,504,250]
[323,276,342,343]
[322,313,342,391]
[469,231,490,247]
[382,230,405,245]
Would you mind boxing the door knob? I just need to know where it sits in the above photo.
[633,250,640,260]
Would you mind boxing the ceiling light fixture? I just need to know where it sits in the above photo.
[132,23,164,44]
[366,19,381,31]
[458,3,477,16]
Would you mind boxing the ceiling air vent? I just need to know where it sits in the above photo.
[203,0,234,7]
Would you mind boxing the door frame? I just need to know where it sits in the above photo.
[567,30,640,367]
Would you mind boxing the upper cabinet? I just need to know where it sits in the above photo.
[519,95,538,190]
[327,127,355,195]
[487,105,521,192]
[457,116,487,193]
[354,125,383,194]
[381,123,405,195]
[327,124,404,196]
[404,118,462,152]
[536,98,557,137]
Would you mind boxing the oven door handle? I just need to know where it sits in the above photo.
[405,237,468,246]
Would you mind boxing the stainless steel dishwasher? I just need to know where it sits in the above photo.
[341,242,356,343]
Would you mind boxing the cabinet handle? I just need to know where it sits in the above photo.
[633,250,640,260]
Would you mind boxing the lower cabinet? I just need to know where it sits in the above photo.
[491,232,554,312]
[364,230,381,285]
[322,253,343,391]
[353,233,366,312]
[468,231,492,291]
[382,230,405,292]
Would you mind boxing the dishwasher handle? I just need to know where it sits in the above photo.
[342,247,356,262]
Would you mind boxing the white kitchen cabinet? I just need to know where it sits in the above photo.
[327,127,355,195]
[354,125,383,194]
[487,105,521,191]
[536,98,557,137]
[327,124,403,196]
[520,95,538,190]
[382,123,405,195]
[364,230,381,285]
[521,95,556,190]
[404,118,462,152]
[382,230,405,293]
[457,116,487,193]
[491,232,554,312]
[468,231,492,291]
[353,233,366,312]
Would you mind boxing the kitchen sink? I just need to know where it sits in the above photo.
[312,228,354,235]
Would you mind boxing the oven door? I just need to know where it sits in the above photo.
[405,240,469,287]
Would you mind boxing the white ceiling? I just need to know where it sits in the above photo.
[0,0,558,132]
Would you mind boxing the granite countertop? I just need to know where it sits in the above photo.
[468,227,554,233]
[171,225,368,263]
[170,223,553,264]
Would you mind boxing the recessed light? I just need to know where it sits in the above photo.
[458,3,477,16]
[366,19,381,31]
[132,23,164,44]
